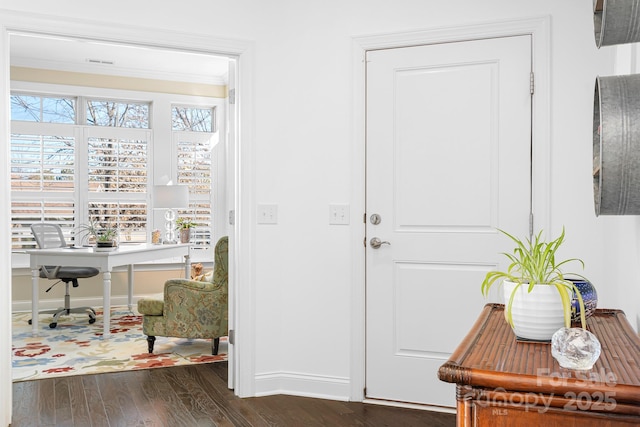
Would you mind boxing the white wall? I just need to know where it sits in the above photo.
[2,0,639,415]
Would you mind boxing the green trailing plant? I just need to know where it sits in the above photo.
[175,217,197,230]
[77,220,118,243]
[480,228,588,330]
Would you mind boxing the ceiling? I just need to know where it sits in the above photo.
[10,33,230,85]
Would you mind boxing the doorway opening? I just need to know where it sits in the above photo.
[1,12,256,417]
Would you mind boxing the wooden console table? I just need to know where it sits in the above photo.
[438,304,640,426]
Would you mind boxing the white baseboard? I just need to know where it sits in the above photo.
[362,398,456,413]
[254,372,458,411]
[254,371,351,401]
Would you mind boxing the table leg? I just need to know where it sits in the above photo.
[128,264,134,311]
[184,252,191,278]
[31,268,39,335]
[102,270,112,338]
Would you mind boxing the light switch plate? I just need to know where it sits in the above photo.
[257,204,278,224]
[329,204,349,225]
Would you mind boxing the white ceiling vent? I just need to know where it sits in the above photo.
[86,58,115,65]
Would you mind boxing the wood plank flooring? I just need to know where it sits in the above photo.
[12,362,456,426]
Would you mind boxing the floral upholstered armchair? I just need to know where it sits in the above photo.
[138,236,228,355]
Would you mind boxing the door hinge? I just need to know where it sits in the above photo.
[363,237,366,247]
[229,88,236,105]
[530,72,535,95]
[229,329,235,345]
[529,212,534,238]
[229,210,235,225]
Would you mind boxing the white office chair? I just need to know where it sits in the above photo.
[30,223,100,328]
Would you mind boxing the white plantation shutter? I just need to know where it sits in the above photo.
[177,137,212,196]
[88,138,147,193]
[87,202,147,244]
[11,133,75,191]
[86,127,150,243]
[11,201,76,250]
[176,132,214,252]
[10,122,78,250]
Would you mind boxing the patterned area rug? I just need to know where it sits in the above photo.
[12,306,227,382]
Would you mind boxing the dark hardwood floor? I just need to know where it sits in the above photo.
[12,362,456,426]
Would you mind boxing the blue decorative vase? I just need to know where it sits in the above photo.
[569,279,598,322]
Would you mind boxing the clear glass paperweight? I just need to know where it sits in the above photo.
[551,327,601,370]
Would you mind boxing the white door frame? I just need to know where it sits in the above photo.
[0,10,257,423]
[350,16,551,403]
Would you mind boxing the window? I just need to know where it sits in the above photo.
[10,88,222,266]
[85,99,151,243]
[11,133,75,191]
[86,128,150,244]
[176,133,214,249]
[87,99,150,128]
[10,95,152,249]
[11,93,75,123]
[10,94,77,248]
[173,105,217,253]
[172,105,214,132]
[10,121,77,249]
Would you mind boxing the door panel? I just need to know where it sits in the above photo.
[395,262,491,355]
[365,35,532,406]
[395,62,496,229]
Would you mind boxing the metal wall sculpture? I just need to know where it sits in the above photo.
[593,75,640,215]
[594,0,640,47]
[593,0,640,215]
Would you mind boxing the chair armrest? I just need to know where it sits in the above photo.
[163,278,225,295]
[138,298,164,315]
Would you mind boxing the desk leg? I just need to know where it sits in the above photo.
[128,264,134,312]
[31,268,39,335]
[102,270,112,338]
[184,253,191,278]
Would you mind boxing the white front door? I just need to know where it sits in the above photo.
[365,35,532,407]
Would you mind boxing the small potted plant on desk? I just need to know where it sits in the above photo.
[78,220,119,249]
[175,217,197,244]
[480,228,589,341]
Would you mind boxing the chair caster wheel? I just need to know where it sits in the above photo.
[49,323,57,329]
[89,318,96,324]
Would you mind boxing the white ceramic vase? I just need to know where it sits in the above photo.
[503,280,570,341]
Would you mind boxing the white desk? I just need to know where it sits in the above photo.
[26,243,191,337]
